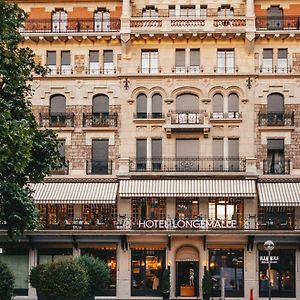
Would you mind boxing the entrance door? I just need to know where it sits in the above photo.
[176,261,199,297]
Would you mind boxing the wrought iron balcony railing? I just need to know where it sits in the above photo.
[129,157,246,172]
[39,113,75,127]
[137,66,162,74]
[258,112,294,126]
[83,113,118,128]
[21,18,121,33]
[170,112,205,124]
[256,16,300,31]
[133,112,165,119]
[49,161,69,175]
[263,159,290,175]
[86,160,112,175]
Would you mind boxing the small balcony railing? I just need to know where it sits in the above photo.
[210,112,242,119]
[258,112,294,126]
[86,160,112,175]
[83,113,118,127]
[137,66,162,74]
[258,65,292,74]
[256,16,300,31]
[263,159,290,175]
[170,112,204,124]
[129,157,246,172]
[214,66,238,73]
[133,112,165,119]
[21,18,121,33]
[49,161,69,175]
[172,66,204,73]
[39,113,74,127]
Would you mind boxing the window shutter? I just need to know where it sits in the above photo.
[190,49,200,66]
[61,51,70,65]
[104,50,113,63]
[175,49,185,67]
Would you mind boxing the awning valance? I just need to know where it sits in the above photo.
[119,179,256,197]
[258,182,300,206]
[31,182,118,204]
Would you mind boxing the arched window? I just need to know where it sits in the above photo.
[176,93,199,124]
[136,93,147,118]
[151,93,162,118]
[228,93,239,118]
[212,93,224,118]
[267,6,283,30]
[92,94,109,125]
[52,10,67,33]
[50,94,66,126]
[94,9,110,32]
[267,93,284,125]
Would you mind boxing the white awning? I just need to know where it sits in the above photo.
[258,182,300,206]
[119,179,256,197]
[31,182,118,204]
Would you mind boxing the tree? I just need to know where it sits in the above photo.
[0,0,62,237]
[0,259,15,300]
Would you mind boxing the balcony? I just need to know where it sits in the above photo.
[263,159,290,175]
[49,161,69,175]
[258,112,294,127]
[21,18,121,34]
[210,112,242,122]
[256,16,300,31]
[83,113,118,128]
[39,113,74,128]
[133,112,165,119]
[86,160,113,175]
[129,157,246,173]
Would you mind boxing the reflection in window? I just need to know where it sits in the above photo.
[209,249,244,297]
[259,249,295,298]
[176,199,199,219]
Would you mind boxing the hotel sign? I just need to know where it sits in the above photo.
[259,255,279,264]
[138,219,237,230]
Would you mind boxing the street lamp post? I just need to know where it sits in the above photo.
[264,240,275,300]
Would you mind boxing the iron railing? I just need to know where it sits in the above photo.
[133,112,165,119]
[86,160,112,175]
[21,18,121,33]
[129,157,246,172]
[172,66,204,73]
[83,113,118,127]
[137,66,162,74]
[39,113,75,127]
[263,159,290,175]
[256,16,300,31]
[49,160,69,175]
[170,112,205,124]
[258,112,294,126]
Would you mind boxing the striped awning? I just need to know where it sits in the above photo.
[258,182,300,206]
[119,179,256,197]
[31,182,118,204]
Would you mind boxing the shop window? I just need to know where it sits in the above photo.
[81,248,117,296]
[52,9,67,32]
[258,207,295,229]
[94,9,110,32]
[1,248,29,296]
[131,249,166,296]
[209,198,244,228]
[141,50,159,74]
[259,249,295,298]
[132,198,166,226]
[176,199,199,219]
[209,248,244,297]
[38,248,73,264]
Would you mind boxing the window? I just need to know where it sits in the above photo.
[180,5,196,17]
[38,204,73,227]
[218,5,234,17]
[61,51,71,74]
[266,139,285,174]
[94,9,110,32]
[175,49,186,73]
[136,94,147,118]
[57,139,66,160]
[217,49,235,73]
[47,51,56,74]
[151,139,162,170]
[209,249,244,297]
[259,249,295,298]
[142,6,158,17]
[92,139,109,174]
[212,93,224,118]
[190,49,200,73]
[199,5,207,17]
[89,51,99,74]
[151,94,162,118]
[49,94,66,126]
[38,248,73,264]
[176,199,199,219]
[176,139,199,171]
[52,10,67,32]
[228,93,239,118]
[136,139,147,170]
[228,138,239,170]
[168,5,176,17]
[131,249,166,296]
[267,6,283,30]
[92,94,109,126]
[262,49,273,73]
[141,50,159,74]
[277,49,288,73]
[103,50,114,74]
[176,93,199,113]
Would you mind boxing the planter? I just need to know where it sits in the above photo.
[162,292,170,299]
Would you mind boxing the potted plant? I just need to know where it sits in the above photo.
[76,255,110,300]
[161,268,170,299]
[202,268,213,300]
[30,259,89,300]
[0,259,15,300]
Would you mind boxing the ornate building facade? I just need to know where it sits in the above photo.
[2,0,300,299]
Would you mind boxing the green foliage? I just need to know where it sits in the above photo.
[202,268,213,297]
[77,255,110,296]
[30,260,89,300]
[0,0,63,237]
[0,259,15,300]
[161,268,170,293]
